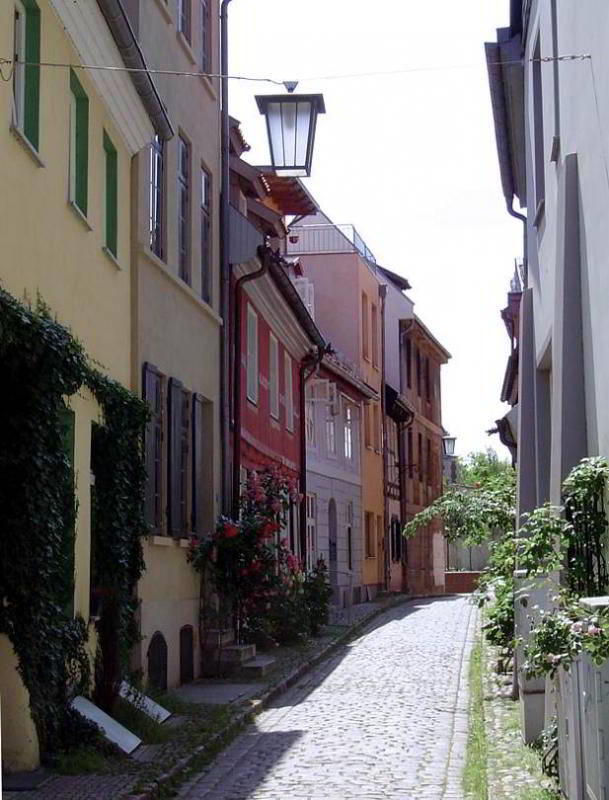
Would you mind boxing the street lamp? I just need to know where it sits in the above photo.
[442,435,457,456]
[255,93,326,177]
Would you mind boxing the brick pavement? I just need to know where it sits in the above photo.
[178,595,477,800]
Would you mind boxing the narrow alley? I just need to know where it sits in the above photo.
[178,596,477,800]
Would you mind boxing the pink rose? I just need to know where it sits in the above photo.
[571,622,583,634]
[552,655,561,665]
[587,625,601,636]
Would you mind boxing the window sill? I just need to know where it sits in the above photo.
[177,31,197,65]
[102,246,122,270]
[179,538,192,549]
[365,555,376,560]
[68,200,92,231]
[10,124,44,168]
[139,245,222,325]
[152,0,173,24]
[246,396,259,410]
[199,73,217,101]
[286,426,295,435]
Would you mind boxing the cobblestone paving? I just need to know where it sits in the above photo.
[179,596,477,800]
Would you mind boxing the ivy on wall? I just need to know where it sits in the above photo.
[0,287,148,755]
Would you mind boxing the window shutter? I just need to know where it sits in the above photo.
[168,377,184,536]
[192,393,206,535]
[269,334,279,418]
[247,305,258,403]
[143,362,162,531]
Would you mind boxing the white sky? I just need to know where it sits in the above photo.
[228,0,523,460]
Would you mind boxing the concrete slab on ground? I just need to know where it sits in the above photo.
[172,682,263,705]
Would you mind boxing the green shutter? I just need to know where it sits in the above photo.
[70,69,89,215]
[103,131,117,256]
[58,403,76,619]
[23,0,40,150]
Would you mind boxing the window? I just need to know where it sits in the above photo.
[373,404,380,451]
[200,0,211,73]
[364,403,371,448]
[418,432,423,482]
[326,416,336,456]
[425,357,430,401]
[532,35,545,218]
[12,0,40,150]
[285,352,294,431]
[371,303,378,368]
[200,166,211,303]
[143,363,163,532]
[376,515,383,560]
[168,378,190,536]
[344,405,353,460]
[391,517,402,563]
[103,131,117,257]
[177,0,191,41]
[149,136,164,258]
[246,304,258,404]
[346,502,353,571]
[405,336,412,389]
[361,292,369,360]
[427,438,432,486]
[269,333,279,419]
[305,401,315,445]
[69,69,89,216]
[178,135,190,283]
[365,511,375,558]
[416,347,421,396]
[407,429,414,479]
[306,494,316,571]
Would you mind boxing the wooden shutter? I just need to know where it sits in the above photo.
[168,377,184,536]
[143,363,162,531]
[192,393,206,535]
[247,304,258,403]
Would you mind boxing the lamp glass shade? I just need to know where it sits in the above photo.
[442,436,456,456]
[256,94,325,177]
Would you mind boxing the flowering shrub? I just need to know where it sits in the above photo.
[523,599,609,678]
[188,467,330,646]
[304,558,334,635]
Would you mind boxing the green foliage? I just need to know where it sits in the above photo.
[457,447,513,487]
[0,288,148,755]
[517,506,565,577]
[189,468,332,646]
[463,639,488,800]
[304,558,334,635]
[482,578,515,650]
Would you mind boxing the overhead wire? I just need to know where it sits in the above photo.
[0,53,592,86]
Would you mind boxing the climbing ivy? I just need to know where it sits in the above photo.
[0,287,148,755]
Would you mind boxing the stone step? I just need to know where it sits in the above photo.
[240,655,276,679]
[215,643,256,665]
[202,628,235,648]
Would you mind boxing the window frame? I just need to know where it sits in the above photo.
[200,164,211,303]
[177,134,191,284]
[12,0,40,151]
[103,130,118,257]
[344,404,353,460]
[325,414,336,457]
[149,135,165,260]
[361,292,369,361]
[200,0,211,73]
[371,302,379,368]
[285,351,294,432]
[177,0,191,42]
[305,400,315,446]
[246,303,258,405]
[69,68,89,217]
[365,511,375,558]
[269,332,279,419]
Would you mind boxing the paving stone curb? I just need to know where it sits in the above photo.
[126,593,412,800]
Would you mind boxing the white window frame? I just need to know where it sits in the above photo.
[344,405,353,460]
[306,493,317,571]
[269,332,279,419]
[305,400,315,446]
[326,414,336,457]
[285,351,294,431]
[13,1,26,131]
[69,91,77,204]
[246,304,258,404]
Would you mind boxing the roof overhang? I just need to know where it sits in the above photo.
[377,264,411,292]
[385,384,415,424]
[258,171,319,217]
[322,354,378,401]
[230,155,269,200]
[485,29,526,208]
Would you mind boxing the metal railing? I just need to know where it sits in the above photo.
[286,223,377,266]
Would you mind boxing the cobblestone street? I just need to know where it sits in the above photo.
[178,596,477,800]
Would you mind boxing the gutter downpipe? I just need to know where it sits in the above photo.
[221,0,234,516]
[507,198,528,284]
[231,250,269,520]
[299,347,325,566]
[380,285,390,592]
[400,319,415,591]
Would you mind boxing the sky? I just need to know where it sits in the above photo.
[228,0,523,460]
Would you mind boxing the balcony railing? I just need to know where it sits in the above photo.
[286,223,377,265]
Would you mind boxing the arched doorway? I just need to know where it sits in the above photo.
[180,625,194,684]
[328,498,338,599]
[147,631,168,691]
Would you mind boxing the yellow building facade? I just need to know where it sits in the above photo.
[0,0,160,770]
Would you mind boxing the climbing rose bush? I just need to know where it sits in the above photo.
[188,467,331,645]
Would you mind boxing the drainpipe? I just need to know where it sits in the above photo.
[231,250,268,520]
[220,0,234,516]
[380,284,390,592]
[400,318,415,591]
[299,346,325,566]
[507,198,528,284]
